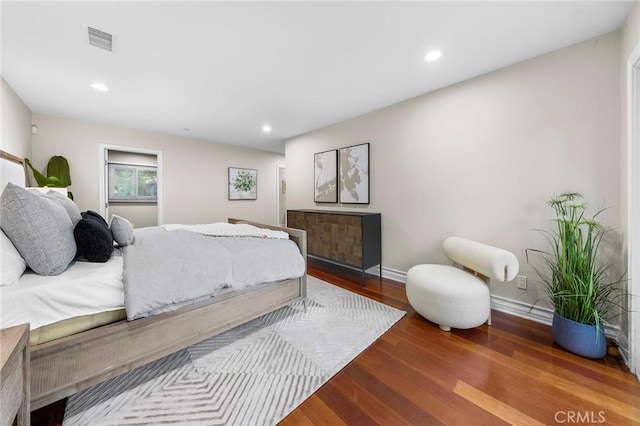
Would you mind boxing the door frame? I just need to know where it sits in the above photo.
[98,144,164,225]
[627,42,640,379]
[276,165,286,226]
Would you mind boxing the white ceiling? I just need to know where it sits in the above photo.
[1,1,635,153]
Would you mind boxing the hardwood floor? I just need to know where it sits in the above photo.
[281,258,640,425]
[32,259,640,425]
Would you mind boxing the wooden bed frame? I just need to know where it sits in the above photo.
[29,219,306,410]
[0,151,307,410]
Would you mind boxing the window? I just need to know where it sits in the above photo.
[108,163,157,202]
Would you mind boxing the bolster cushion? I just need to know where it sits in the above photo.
[443,236,519,282]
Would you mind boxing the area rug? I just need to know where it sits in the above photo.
[63,276,405,425]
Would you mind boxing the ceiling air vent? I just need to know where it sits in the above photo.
[88,27,113,52]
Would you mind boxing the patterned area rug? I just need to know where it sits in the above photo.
[63,276,405,425]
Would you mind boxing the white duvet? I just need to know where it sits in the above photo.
[123,226,305,320]
[0,225,304,330]
[0,251,125,330]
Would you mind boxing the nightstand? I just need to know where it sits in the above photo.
[1,324,30,426]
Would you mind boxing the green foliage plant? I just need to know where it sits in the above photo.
[46,156,72,187]
[526,192,625,329]
[25,156,74,200]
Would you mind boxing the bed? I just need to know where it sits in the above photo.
[0,150,307,410]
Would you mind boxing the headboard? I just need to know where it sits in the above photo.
[0,150,27,190]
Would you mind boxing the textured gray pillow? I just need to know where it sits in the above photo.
[109,214,135,247]
[46,190,81,226]
[1,183,76,275]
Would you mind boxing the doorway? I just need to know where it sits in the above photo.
[98,144,163,227]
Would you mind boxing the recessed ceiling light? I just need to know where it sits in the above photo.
[262,125,272,133]
[424,51,442,62]
[91,83,109,92]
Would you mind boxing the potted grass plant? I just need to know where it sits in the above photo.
[527,192,625,358]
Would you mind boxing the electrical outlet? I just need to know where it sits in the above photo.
[516,275,527,290]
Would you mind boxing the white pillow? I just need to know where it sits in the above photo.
[1,230,27,286]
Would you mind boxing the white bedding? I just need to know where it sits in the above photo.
[163,222,289,239]
[123,227,305,320]
[0,251,125,330]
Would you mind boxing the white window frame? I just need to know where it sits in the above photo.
[108,162,158,203]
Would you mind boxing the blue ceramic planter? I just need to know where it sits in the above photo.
[552,312,607,359]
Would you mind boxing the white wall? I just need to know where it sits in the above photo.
[621,2,640,243]
[31,114,285,225]
[621,5,640,231]
[620,0,640,366]
[285,32,622,308]
[622,2,640,94]
[1,77,32,159]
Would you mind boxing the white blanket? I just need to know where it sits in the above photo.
[163,222,289,239]
[0,251,125,330]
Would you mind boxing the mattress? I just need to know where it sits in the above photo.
[0,250,125,336]
[29,310,126,346]
[0,231,304,345]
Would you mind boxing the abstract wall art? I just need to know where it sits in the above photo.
[314,149,338,203]
[339,142,369,204]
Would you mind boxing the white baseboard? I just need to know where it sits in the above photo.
[490,294,622,339]
[308,256,408,283]
[365,265,407,283]
[616,330,631,367]
[490,294,553,325]
[355,262,627,349]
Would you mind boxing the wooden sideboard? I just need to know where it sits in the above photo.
[0,323,30,426]
[287,210,381,277]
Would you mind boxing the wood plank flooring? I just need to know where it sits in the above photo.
[280,258,640,425]
[31,258,640,425]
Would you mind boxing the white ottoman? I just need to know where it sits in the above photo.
[406,264,490,331]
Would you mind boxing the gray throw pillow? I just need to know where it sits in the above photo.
[46,190,82,226]
[109,214,135,247]
[1,183,76,275]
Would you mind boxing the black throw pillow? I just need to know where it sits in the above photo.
[83,210,109,227]
[74,210,114,262]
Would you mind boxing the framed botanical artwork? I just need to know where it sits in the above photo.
[314,149,338,203]
[339,142,369,204]
[228,167,257,200]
